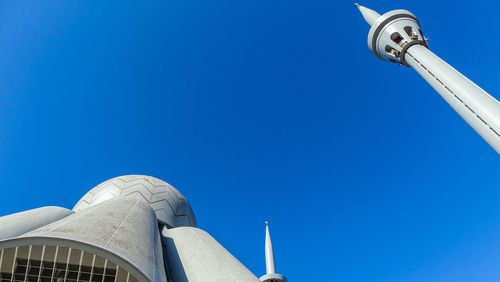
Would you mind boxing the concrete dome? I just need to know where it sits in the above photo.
[73,175,197,228]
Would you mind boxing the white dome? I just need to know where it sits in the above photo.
[73,175,197,227]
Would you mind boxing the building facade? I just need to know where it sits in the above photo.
[0,175,279,282]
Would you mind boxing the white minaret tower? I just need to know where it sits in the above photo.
[356,4,500,154]
[260,221,287,282]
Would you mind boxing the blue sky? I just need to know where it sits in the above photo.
[0,0,499,281]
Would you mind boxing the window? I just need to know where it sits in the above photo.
[404,26,418,40]
[385,45,400,57]
[390,32,404,44]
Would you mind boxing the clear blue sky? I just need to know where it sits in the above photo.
[0,0,499,281]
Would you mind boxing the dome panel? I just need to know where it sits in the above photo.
[73,175,197,227]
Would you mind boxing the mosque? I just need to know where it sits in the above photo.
[0,4,499,282]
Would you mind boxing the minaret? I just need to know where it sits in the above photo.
[356,4,500,154]
[260,221,287,282]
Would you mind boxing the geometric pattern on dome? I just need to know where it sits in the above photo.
[73,175,197,228]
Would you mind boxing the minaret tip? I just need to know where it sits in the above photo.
[356,4,381,27]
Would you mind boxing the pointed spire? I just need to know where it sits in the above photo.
[355,3,381,26]
[265,221,276,274]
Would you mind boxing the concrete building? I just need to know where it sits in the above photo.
[356,4,500,154]
[0,175,283,281]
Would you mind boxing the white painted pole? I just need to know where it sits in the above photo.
[405,45,500,153]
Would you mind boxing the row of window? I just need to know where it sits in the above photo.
[384,26,425,59]
[0,245,138,282]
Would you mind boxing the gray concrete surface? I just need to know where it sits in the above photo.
[163,227,260,282]
[23,198,167,282]
[0,206,73,240]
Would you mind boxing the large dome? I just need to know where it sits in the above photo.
[73,175,197,228]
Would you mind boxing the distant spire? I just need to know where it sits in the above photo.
[260,221,287,282]
[355,3,381,26]
[265,221,276,274]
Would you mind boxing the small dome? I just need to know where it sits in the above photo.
[73,175,197,228]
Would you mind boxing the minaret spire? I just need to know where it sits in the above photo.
[260,221,287,282]
[355,3,381,26]
[265,221,276,274]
